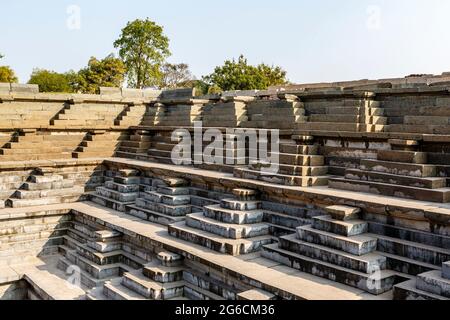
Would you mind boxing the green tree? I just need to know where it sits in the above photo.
[76,54,126,93]
[114,18,171,88]
[27,69,73,92]
[203,55,287,91]
[0,66,18,83]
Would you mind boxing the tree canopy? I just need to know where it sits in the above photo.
[161,63,194,89]
[202,55,287,92]
[75,54,126,93]
[0,66,18,83]
[114,18,171,88]
[27,69,73,92]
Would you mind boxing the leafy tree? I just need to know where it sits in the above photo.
[114,18,171,88]
[27,69,73,92]
[0,66,18,83]
[161,63,194,89]
[203,55,287,91]
[76,54,126,93]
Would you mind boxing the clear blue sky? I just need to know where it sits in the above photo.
[1,0,450,84]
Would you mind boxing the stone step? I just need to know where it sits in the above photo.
[360,159,437,177]
[297,225,377,256]
[203,204,264,224]
[325,205,361,221]
[89,193,132,212]
[372,233,450,266]
[22,180,75,191]
[276,153,324,166]
[103,277,146,300]
[186,212,270,239]
[309,114,387,125]
[328,178,450,203]
[183,282,224,300]
[157,251,183,267]
[237,289,276,300]
[135,198,192,217]
[168,222,272,256]
[279,233,386,274]
[121,270,184,300]
[249,162,328,176]
[344,169,447,189]
[261,243,395,294]
[311,215,368,237]
[142,264,184,283]
[233,168,329,187]
[279,144,319,155]
[385,250,441,279]
[415,270,450,297]
[57,256,110,289]
[155,186,190,196]
[377,150,427,164]
[13,186,84,200]
[95,186,138,203]
[393,279,449,300]
[125,204,186,226]
[327,106,384,116]
[220,198,261,211]
[7,194,85,208]
[142,191,191,206]
[104,181,140,193]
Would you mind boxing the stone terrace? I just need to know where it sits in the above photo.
[1,74,450,300]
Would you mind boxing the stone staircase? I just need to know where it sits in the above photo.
[300,93,387,132]
[57,218,150,290]
[115,130,152,158]
[6,168,84,208]
[89,169,141,212]
[262,205,400,294]
[329,139,450,202]
[202,97,252,128]
[234,135,328,186]
[154,103,204,127]
[50,102,126,128]
[169,188,273,256]
[126,177,202,226]
[241,94,307,129]
[114,104,147,127]
[394,261,450,300]
[73,131,127,159]
[147,131,185,164]
[0,130,84,161]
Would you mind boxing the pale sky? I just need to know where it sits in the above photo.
[1,0,450,84]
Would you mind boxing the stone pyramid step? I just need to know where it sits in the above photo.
[135,198,192,217]
[416,270,450,298]
[237,289,276,300]
[121,270,184,300]
[372,233,450,266]
[103,181,140,193]
[186,212,270,239]
[277,153,324,166]
[57,256,104,289]
[377,150,427,164]
[125,204,186,225]
[104,277,146,300]
[154,251,182,268]
[142,191,190,206]
[168,221,272,256]
[96,186,138,202]
[360,159,437,177]
[220,198,260,211]
[327,106,384,116]
[233,167,329,187]
[203,204,264,224]
[311,215,368,237]
[261,243,396,294]
[156,186,190,196]
[22,179,75,191]
[279,144,319,155]
[380,251,441,276]
[394,279,449,300]
[325,205,361,221]
[328,177,450,203]
[13,186,83,200]
[142,264,184,283]
[65,250,128,279]
[250,162,328,176]
[279,233,386,273]
[89,192,130,212]
[344,169,447,189]
[297,225,377,256]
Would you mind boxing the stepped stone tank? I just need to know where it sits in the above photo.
[0,73,449,300]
